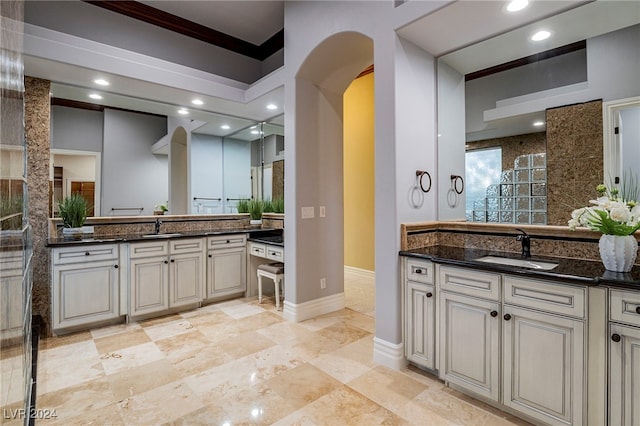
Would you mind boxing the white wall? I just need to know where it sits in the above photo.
[191,133,224,214]
[620,106,640,177]
[284,0,444,367]
[102,109,168,216]
[51,106,103,152]
[222,138,252,210]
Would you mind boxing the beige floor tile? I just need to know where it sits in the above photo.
[256,320,318,346]
[246,344,306,382]
[183,356,262,401]
[51,402,125,426]
[94,328,152,354]
[138,313,184,328]
[37,355,105,395]
[168,342,233,376]
[143,319,196,341]
[106,359,182,401]
[316,322,372,345]
[40,330,93,350]
[99,341,165,376]
[216,330,276,359]
[265,363,342,411]
[89,322,142,340]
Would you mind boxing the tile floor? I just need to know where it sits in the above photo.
[9,271,530,425]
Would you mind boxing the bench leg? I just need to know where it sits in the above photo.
[258,274,263,304]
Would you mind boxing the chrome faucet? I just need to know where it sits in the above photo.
[154,218,162,235]
[515,228,531,258]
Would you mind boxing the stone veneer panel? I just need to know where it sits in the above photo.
[546,100,603,226]
[272,160,284,200]
[25,76,51,335]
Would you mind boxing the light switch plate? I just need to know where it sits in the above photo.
[301,206,315,219]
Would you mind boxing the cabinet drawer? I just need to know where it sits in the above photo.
[439,265,500,301]
[266,245,284,261]
[208,234,246,249]
[406,258,433,284]
[52,244,118,265]
[170,238,203,254]
[248,242,267,258]
[504,276,585,319]
[610,289,640,327]
[130,241,168,259]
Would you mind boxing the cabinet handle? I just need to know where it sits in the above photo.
[170,259,175,263]
[415,268,423,274]
[612,334,621,342]
[164,260,169,264]
[636,306,640,315]
[503,313,512,321]
[114,265,119,269]
[490,310,498,317]
[426,292,433,298]
[85,252,90,256]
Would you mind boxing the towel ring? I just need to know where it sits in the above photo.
[451,175,464,194]
[416,170,432,193]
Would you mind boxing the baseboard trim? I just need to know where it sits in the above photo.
[373,337,407,370]
[282,292,345,323]
[343,266,375,280]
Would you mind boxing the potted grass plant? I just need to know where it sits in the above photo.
[57,194,91,237]
[236,198,250,214]
[248,198,264,225]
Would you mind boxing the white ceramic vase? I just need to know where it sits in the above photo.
[598,234,638,272]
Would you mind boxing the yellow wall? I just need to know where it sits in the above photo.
[343,72,375,271]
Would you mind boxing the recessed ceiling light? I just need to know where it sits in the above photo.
[221,124,230,130]
[178,108,189,115]
[191,99,204,106]
[266,104,278,110]
[94,78,109,86]
[250,125,257,129]
[531,30,551,42]
[533,120,545,127]
[506,0,528,13]
[251,130,259,135]
[88,93,103,100]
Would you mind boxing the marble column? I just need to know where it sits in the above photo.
[25,76,52,335]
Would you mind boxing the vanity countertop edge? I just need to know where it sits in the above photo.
[400,245,640,290]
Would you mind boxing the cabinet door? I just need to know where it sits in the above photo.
[439,291,500,402]
[206,246,246,299]
[52,260,120,330]
[169,251,203,308]
[502,305,584,426]
[610,323,640,426]
[405,281,436,370]
[130,256,169,317]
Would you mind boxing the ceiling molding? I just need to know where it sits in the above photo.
[465,40,586,81]
[52,97,166,119]
[83,0,283,61]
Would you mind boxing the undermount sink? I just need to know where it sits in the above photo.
[141,233,182,238]
[475,256,559,271]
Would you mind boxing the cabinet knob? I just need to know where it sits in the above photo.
[426,292,433,298]
[415,269,423,274]
[85,252,90,256]
[164,260,169,264]
[226,239,230,243]
[208,254,212,258]
[612,333,621,343]
[114,265,119,269]
[636,306,640,315]
[490,310,498,317]
[503,313,512,321]
[170,259,175,263]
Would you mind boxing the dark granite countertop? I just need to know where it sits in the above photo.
[400,245,640,291]
[47,228,282,247]
[247,234,284,246]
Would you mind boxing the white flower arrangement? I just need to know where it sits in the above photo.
[569,175,640,236]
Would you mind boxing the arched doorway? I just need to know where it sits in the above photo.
[284,32,373,322]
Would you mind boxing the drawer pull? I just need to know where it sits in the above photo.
[503,313,512,321]
[636,306,640,315]
[426,292,433,298]
[114,264,119,269]
[612,334,621,343]
[490,310,498,317]
[164,260,169,264]
[208,254,212,258]
[226,239,230,243]
[415,268,423,274]
[170,259,175,263]
[85,252,90,256]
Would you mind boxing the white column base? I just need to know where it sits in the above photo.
[373,336,407,370]
[282,292,345,323]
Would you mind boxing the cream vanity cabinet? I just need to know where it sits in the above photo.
[403,257,436,370]
[608,289,640,426]
[51,244,121,332]
[436,265,587,426]
[129,238,203,318]
[438,266,501,401]
[205,234,247,300]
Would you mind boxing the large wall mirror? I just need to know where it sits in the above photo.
[435,1,640,226]
[49,85,284,217]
